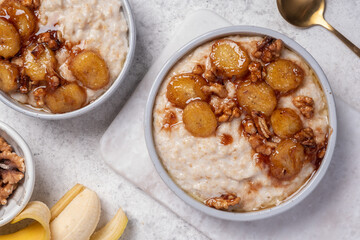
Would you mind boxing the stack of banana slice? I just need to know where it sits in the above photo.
[0,184,128,240]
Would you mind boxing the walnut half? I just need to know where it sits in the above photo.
[0,139,26,205]
[294,127,317,154]
[201,83,228,98]
[205,193,240,210]
[252,36,283,63]
[292,96,314,118]
[210,97,241,123]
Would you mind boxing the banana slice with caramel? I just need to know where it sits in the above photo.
[0,1,37,40]
[269,139,305,180]
[270,108,303,138]
[166,73,208,109]
[183,101,217,137]
[24,44,57,82]
[0,18,21,59]
[70,51,110,90]
[45,83,87,114]
[210,39,250,79]
[237,81,277,116]
[0,60,19,93]
[265,59,304,93]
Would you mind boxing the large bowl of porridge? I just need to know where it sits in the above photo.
[145,26,337,221]
[0,0,136,119]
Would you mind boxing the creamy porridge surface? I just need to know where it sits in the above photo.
[153,36,329,211]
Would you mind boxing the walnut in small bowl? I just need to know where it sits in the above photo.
[0,137,25,206]
[0,121,34,226]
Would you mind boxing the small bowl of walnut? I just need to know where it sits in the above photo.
[0,121,34,227]
[145,26,337,221]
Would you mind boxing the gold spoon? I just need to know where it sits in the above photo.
[277,0,360,57]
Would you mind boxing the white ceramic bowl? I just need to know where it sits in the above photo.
[0,0,136,120]
[0,121,35,227]
[145,26,337,221]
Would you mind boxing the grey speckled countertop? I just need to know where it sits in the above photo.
[0,0,359,239]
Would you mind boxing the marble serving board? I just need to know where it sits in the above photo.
[101,10,360,239]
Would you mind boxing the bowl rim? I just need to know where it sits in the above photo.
[144,25,337,221]
[0,0,137,120]
[0,121,35,227]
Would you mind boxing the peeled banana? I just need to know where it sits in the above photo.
[50,188,101,240]
[0,184,128,240]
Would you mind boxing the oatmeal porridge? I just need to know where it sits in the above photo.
[153,35,330,211]
[0,0,128,113]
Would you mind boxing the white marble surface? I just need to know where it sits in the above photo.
[0,0,359,239]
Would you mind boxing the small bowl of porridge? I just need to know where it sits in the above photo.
[0,121,34,226]
[145,26,337,221]
[0,0,135,119]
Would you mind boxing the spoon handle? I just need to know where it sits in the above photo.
[319,19,360,57]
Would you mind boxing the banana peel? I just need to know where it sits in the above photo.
[0,184,128,240]
[90,208,128,240]
[0,201,51,240]
[50,183,85,221]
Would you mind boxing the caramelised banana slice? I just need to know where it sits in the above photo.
[0,18,21,59]
[45,83,87,113]
[166,73,208,109]
[269,139,305,180]
[0,60,19,93]
[24,44,57,82]
[0,1,37,40]
[271,108,303,138]
[183,101,217,137]
[265,59,304,93]
[210,39,250,79]
[237,81,277,116]
[70,51,110,90]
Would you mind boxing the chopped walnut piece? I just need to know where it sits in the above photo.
[31,44,45,58]
[201,83,228,98]
[205,193,240,210]
[248,135,275,156]
[252,36,283,63]
[294,128,317,154]
[20,0,40,9]
[210,97,241,123]
[248,61,263,82]
[45,73,60,92]
[0,151,25,173]
[38,31,63,51]
[292,96,314,118]
[0,140,25,206]
[0,184,16,205]
[33,87,46,107]
[1,170,24,185]
[18,74,31,94]
[0,138,12,152]
[251,111,272,139]
[204,70,217,82]
[242,116,257,135]
[192,64,205,75]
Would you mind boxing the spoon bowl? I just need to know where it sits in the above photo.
[277,0,360,57]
